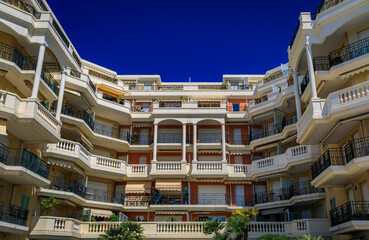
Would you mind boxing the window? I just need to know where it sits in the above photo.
[144,83,153,90]
[231,83,239,90]
[141,103,150,112]
[232,104,240,112]
[20,194,30,210]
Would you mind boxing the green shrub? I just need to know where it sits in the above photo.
[109,213,119,222]
[257,234,293,240]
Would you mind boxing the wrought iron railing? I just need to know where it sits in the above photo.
[0,143,50,179]
[198,85,227,90]
[85,188,124,204]
[300,71,310,95]
[255,181,323,204]
[35,0,47,11]
[330,201,369,226]
[130,135,152,145]
[158,133,182,143]
[0,42,37,70]
[59,104,95,130]
[198,133,222,143]
[52,19,70,48]
[69,68,81,78]
[250,115,297,141]
[72,51,81,68]
[158,85,184,90]
[263,69,291,84]
[48,176,87,198]
[41,67,58,94]
[313,56,330,71]
[2,0,41,19]
[0,201,28,226]
[311,137,369,179]
[158,102,182,108]
[151,193,233,206]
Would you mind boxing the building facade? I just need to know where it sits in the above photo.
[0,0,368,239]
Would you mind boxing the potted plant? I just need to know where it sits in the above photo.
[130,132,139,144]
[40,197,59,216]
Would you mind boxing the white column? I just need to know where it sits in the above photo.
[55,68,68,121]
[31,43,47,98]
[221,123,226,161]
[153,123,158,161]
[182,123,186,161]
[193,124,197,161]
[305,36,318,99]
[293,71,302,121]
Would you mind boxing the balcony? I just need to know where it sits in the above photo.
[126,164,149,178]
[311,137,369,187]
[0,91,61,142]
[48,176,87,199]
[191,161,228,178]
[330,201,369,234]
[85,188,124,205]
[262,68,291,85]
[151,193,232,207]
[92,122,130,151]
[59,104,94,133]
[227,135,250,146]
[43,139,128,180]
[0,201,29,234]
[254,181,324,209]
[298,80,369,144]
[252,145,320,178]
[29,217,331,239]
[157,133,182,149]
[153,101,227,115]
[227,164,252,179]
[0,143,50,187]
[150,161,188,178]
[2,0,40,19]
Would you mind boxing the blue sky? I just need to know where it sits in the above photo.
[48,0,320,82]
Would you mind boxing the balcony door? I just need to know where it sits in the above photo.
[233,128,242,145]
[88,181,108,202]
[235,185,245,206]
[198,185,226,205]
[140,129,149,145]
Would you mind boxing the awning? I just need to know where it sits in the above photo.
[255,142,278,151]
[253,111,275,121]
[84,208,113,218]
[48,158,85,176]
[156,211,188,215]
[135,100,152,103]
[125,182,151,194]
[197,179,224,183]
[340,65,369,80]
[155,179,182,192]
[229,151,251,155]
[262,208,285,215]
[224,181,252,185]
[0,118,7,136]
[97,83,126,96]
[198,150,222,154]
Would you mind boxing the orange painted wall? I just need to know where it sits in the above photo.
[227,99,248,111]
[227,125,249,144]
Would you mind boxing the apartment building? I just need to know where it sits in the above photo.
[0,0,368,239]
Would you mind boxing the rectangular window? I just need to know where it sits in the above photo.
[141,103,150,112]
[232,104,240,112]
[144,83,153,90]
[231,83,239,90]
[20,194,30,210]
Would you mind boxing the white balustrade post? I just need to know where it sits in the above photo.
[55,68,69,121]
[31,43,46,98]
[305,36,318,99]
[293,71,302,121]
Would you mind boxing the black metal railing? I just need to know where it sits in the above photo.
[255,181,323,204]
[198,133,222,143]
[0,42,37,70]
[72,51,81,68]
[312,137,369,179]
[59,104,95,130]
[158,102,182,108]
[330,201,369,226]
[2,0,41,19]
[263,69,291,84]
[227,135,249,145]
[290,20,300,48]
[254,95,269,105]
[102,94,118,103]
[88,77,97,92]
[313,0,346,20]
[94,121,119,138]
[48,176,87,198]
[88,69,118,84]
[301,71,310,95]
[157,133,182,143]
[313,56,330,71]
[0,143,50,179]
[198,102,221,108]
[52,19,70,48]
[130,135,153,145]
[0,201,28,226]
[151,193,233,206]
[41,67,58,94]
[69,68,81,79]
[158,85,184,90]
[250,115,297,141]
[198,85,227,90]
[85,188,124,204]
[35,0,47,11]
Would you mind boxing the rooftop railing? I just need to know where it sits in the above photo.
[2,0,41,19]
[311,137,369,179]
[254,181,323,204]
[0,201,28,226]
[263,69,290,84]
[158,102,182,108]
[48,176,87,198]
[330,201,369,226]
[0,143,50,179]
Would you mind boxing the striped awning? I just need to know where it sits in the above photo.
[48,158,85,176]
[224,181,252,185]
[0,118,7,136]
[156,211,187,215]
[155,179,182,192]
[340,65,369,80]
[84,208,113,218]
[97,83,126,96]
[255,142,278,151]
[125,182,151,194]
[262,208,285,215]
[229,151,251,155]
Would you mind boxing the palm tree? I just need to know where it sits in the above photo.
[227,214,251,240]
[98,221,144,240]
[204,218,230,240]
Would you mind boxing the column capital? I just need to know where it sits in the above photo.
[305,35,311,47]
[40,42,47,47]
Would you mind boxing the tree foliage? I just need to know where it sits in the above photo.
[98,221,144,240]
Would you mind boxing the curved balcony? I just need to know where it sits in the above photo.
[91,121,130,152]
[191,161,228,178]
[311,137,369,187]
[150,161,188,178]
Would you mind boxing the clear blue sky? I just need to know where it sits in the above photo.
[48,0,320,82]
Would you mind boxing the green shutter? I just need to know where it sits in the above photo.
[330,198,336,209]
[20,194,30,210]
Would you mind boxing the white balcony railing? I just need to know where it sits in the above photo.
[252,145,320,176]
[227,164,252,177]
[30,217,331,239]
[197,161,222,171]
[127,164,149,176]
